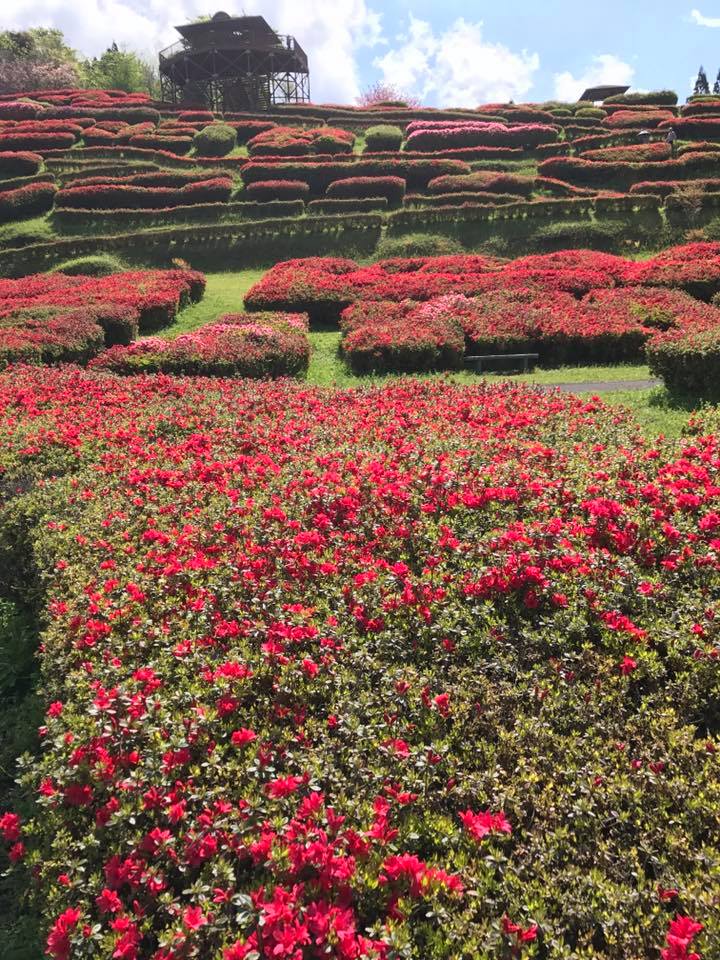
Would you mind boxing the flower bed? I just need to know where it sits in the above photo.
[0,369,716,958]
[90,312,310,378]
[582,141,672,163]
[602,109,675,128]
[538,152,720,191]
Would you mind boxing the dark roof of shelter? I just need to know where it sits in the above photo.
[175,13,279,42]
[579,84,630,102]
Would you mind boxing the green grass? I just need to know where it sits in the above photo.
[0,216,56,249]
[163,270,266,336]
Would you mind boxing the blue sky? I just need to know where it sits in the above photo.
[4,0,720,105]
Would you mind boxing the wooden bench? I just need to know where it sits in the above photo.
[465,353,539,374]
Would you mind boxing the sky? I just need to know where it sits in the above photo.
[4,0,720,106]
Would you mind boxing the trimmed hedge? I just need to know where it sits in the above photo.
[428,171,534,197]
[245,179,310,201]
[0,101,42,120]
[90,312,311,378]
[227,120,277,143]
[538,152,720,191]
[193,124,237,157]
[55,177,233,210]
[128,135,193,155]
[0,306,105,367]
[0,132,76,152]
[326,176,406,203]
[308,197,389,213]
[604,90,678,105]
[0,181,57,223]
[0,151,43,179]
[364,124,403,151]
[647,327,720,396]
[241,158,471,195]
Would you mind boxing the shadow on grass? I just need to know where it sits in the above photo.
[0,600,43,960]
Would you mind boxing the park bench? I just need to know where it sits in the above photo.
[465,353,539,374]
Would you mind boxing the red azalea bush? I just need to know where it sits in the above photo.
[325,176,406,203]
[248,126,354,157]
[427,171,535,196]
[538,153,720,191]
[240,159,471,195]
[603,109,675,128]
[227,120,278,143]
[0,100,42,120]
[0,307,105,366]
[0,370,717,958]
[0,150,43,178]
[340,299,464,372]
[0,131,76,152]
[128,135,193,155]
[582,141,672,163]
[647,324,720,395]
[55,177,233,211]
[0,268,206,337]
[89,312,310,378]
[0,180,56,222]
[659,117,720,140]
[245,180,311,201]
[404,120,558,151]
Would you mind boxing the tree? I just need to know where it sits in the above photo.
[0,27,81,93]
[714,69,720,95]
[356,81,421,109]
[694,65,710,96]
[81,43,159,95]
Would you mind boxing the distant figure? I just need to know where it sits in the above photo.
[665,127,678,157]
[637,128,651,143]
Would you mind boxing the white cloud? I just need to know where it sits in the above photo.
[1,0,384,103]
[553,54,635,102]
[374,16,539,107]
[691,8,720,27]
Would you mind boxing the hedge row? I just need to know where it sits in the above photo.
[240,158,470,195]
[55,177,233,210]
[538,152,720,191]
[0,151,43,179]
[308,197,389,213]
[0,181,57,223]
[326,176,406,203]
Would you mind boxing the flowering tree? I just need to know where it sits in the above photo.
[0,28,80,94]
[356,81,421,109]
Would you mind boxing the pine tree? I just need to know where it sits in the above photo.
[694,65,710,96]
[714,69,720,95]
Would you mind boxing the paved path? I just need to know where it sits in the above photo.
[549,378,661,394]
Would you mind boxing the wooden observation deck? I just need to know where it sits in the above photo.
[159,12,310,112]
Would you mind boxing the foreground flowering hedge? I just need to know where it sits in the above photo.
[89,312,311,378]
[0,371,717,959]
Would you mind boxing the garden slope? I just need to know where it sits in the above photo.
[0,369,718,959]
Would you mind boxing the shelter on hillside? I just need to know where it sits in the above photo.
[579,84,630,103]
[159,11,310,112]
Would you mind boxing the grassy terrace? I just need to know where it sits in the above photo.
[162,270,701,438]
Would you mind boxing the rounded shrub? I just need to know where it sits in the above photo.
[52,254,130,277]
[374,233,464,259]
[364,124,404,152]
[193,124,237,157]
